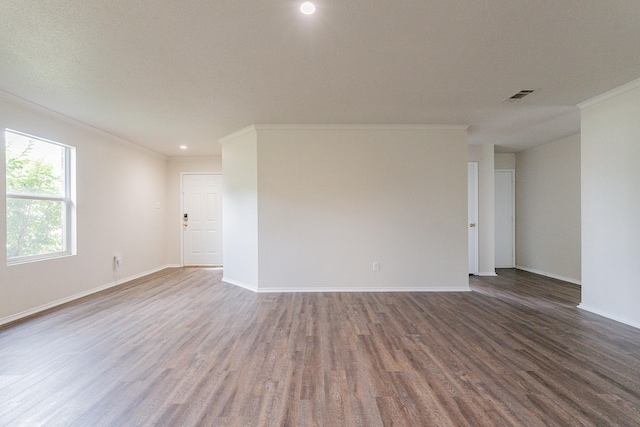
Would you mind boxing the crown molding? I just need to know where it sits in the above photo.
[578,77,640,110]
[0,90,167,159]
[252,124,469,131]
[218,125,257,144]
[218,124,469,144]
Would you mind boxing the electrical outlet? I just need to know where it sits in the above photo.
[373,262,380,271]
[114,254,123,267]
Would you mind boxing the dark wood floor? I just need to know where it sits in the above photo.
[1,268,639,426]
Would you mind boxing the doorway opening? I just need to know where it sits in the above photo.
[495,169,515,268]
[468,162,478,275]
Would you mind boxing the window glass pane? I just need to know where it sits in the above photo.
[5,130,65,197]
[6,198,65,258]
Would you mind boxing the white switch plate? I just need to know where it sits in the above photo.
[373,262,380,271]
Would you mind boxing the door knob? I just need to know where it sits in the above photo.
[469,223,476,227]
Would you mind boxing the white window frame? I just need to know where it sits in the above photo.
[5,129,76,265]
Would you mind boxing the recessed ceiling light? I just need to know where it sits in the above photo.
[300,2,315,15]
[180,145,187,149]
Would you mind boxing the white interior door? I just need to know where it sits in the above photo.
[182,174,223,266]
[468,162,478,275]
[495,170,515,268]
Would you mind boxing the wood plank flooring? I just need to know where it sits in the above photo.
[1,268,639,426]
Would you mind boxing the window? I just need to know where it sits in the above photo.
[5,129,76,264]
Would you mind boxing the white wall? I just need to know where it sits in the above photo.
[220,127,259,291]
[165,156,222,265]
[495,153,516,169]
[468,144,496,276]
[579,79,640,328]
[0,92,168,324]
[515,134,581,284]
[247,125,469,291]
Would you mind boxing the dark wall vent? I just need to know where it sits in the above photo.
[507,89,536,101]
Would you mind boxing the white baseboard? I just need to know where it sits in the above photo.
[515,265,581,285]
[0,265,174,327]
[172,264,224,270]
[478,271,497,277]
[577,304,640,330]
[221,278,471,294]
[257,286,472,293]
[221,277,258,293]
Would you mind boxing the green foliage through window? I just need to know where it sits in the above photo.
[5,130,74,261]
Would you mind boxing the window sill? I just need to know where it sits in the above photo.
[7,252,76,266]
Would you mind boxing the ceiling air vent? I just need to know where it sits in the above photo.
[507,89,536,101]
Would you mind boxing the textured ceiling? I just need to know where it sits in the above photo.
[1,1,639,156]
